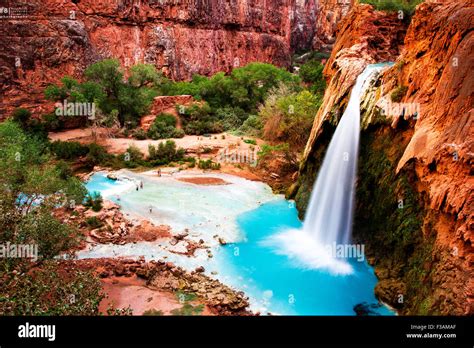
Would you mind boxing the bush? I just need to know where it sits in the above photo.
[11,108,32,127]
[243,139,257,145]
[85,216,103,229]
[143,309,164,316]
[0,261,104,315]
[299,60,326,95]
[214,106,247,131]
[238,115,263,136]
[166,63,300,113]
[179,103,223,135]
[55,160,73,180]
[156,113,177,127]
[84,191,103,212]
[86,143,109,167]
[259,87,320,146]
[148,140,185,165]
[17,209,82,260]
[133,128,147,140]
[43,113,64,131]
[391,85,408,102]
[51,141,89,160]
[361,0,422,15]
[170,303,204,316]
[147,113,184,139]
[198,159,221,170]
[121,145,144,168]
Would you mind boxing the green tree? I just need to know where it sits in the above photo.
[11,108,32,128]
[0,121,87,259]
[299,60,326,95]
[128,63,167,88]
[85,59,123,98]
[259,86,321,146]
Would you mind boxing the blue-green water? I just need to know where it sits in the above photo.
[84,172,394,315]
[221,200,393,315]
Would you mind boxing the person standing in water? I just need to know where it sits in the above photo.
[140,181,143,189]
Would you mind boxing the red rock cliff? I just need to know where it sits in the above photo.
[0,0,352,117]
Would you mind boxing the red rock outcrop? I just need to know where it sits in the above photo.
[379,0,473,315]
[0,0,352,117]
[302,3,407,162]
[312,0,354,51]
[140,95,195,131]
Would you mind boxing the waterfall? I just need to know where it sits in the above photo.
[263,64,391,275]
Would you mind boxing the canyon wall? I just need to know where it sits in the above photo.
[0,0,353,117]
[293,0,473,315]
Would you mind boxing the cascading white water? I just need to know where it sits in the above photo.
[264,64,391,275]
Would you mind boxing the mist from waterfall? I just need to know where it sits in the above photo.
[263,64,391,275]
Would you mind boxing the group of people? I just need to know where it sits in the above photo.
[135,180,144,191]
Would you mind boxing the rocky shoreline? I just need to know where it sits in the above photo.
[63,169,256,315]
[67,258,252,316]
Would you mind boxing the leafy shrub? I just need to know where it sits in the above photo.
[259,86,321,147]
[167,63,300,113]
[84,191,103,212]
[147,113,184,139]
[198,159,221,170]
[148,140,185,165]
[133,128,147,140]
[11,108,32,127]
[156,113,177,127]
[299,60,326,95]
[85,216,103,229]
[17,209,82,260]
[180,103,223,135]
[0,261,104,315]
[43,113,64,131]
[86,143,109,167]
[243,139,257,145]
[360,0,422,15]
[51,141,89,160]
[121,145,144,168]
[238,115,263,136]
[214,106,247,131]
[257,143,290,159]
[170,303,204,316]
[55,160,73,180]
[186,157,196,168]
